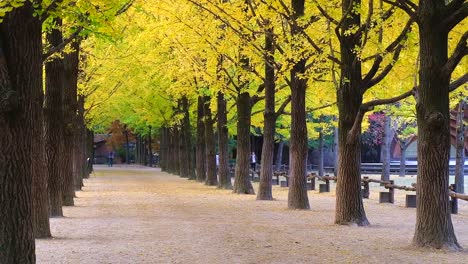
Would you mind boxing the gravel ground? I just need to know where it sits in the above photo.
[36,165,468,264]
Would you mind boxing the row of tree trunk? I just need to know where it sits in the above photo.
[0,3,94,262]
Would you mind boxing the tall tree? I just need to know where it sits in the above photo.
[287,0,310,209]
[233,92,255,194]
[0,2,42,261]
[217,92,232,189]
[454,101,465,194]
[380,114,392,182]
[196,96,207,181]
[408,0,466,249]
[62,40,80,206]
[204,96,218,186]
[44,18,66,217]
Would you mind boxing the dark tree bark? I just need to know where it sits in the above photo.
[412,1,461,248]
[160,129,167,171]
[141,133,147,166]
[399,140,407,177]
[233,92,255,194]
[44,20,66,217]
[0,2,41,261]
[173,127,180,174]
[73,95,86,190]
[287,0,309,209]
[318,129,325,177]
[32,17,58,239]
[167,128,174,172]
[181,97,195,180]
[257,25,276,200]
[275,140,284,171]
[335,0,368,225]
[135,134,140,164]
[62,41,80,206]
[217,92,232,189]
[178,124,186,177]
[32,109,51,238]
[333,127,338,176]
[381,115,391,182]
[196,96,206,181]
[87,129,94,175]
[454,102,465,194]
[148,125,153,167]
[178,98,190,178]
[204,96,218,186]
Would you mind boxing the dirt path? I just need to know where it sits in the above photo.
[36,166,468,263]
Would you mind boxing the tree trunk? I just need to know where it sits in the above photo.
[32,109,51,238]
[258,25,275,200]
[173,127,180,174]
[44,22,65,217]
[204,96,218,186]
[196,96,206,182]
[182,97,195,180]
[381,115,391,182]
[275,140,284,171]
[178,124,186,176]
[148,126,153,167]
[167,129,174,172]
[217,92,232,189]
[233,92,255,194]
[287,0,309,209]
[159,129,166,170]
[62,41,80,206]
[318,129,325,176]
[142,134,147,166]
[73,96,85,190]
[32,38,51,238]
[399,141,407,177]
[335,0,368,225]
[125,128,130,164]
[0,3,41,261]
[454,102,465,194]
[178,98,190,178]
[334,126,339,176]
[87,129,94,175]
[413,5,459,249]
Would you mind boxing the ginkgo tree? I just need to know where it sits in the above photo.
[77,0,467,252]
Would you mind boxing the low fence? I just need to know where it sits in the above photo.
[270,171,468,214]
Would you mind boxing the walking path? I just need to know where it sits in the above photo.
[36,166,468,263]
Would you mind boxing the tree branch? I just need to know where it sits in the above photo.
[313,1,338,25]
[443,1,468,31]
[443,31,468,76]
[347,88,415,144]
[382,0,416,18]
[275,96,291,119]
[42,27,83,61]
[449,73,468,92]
[362,18,414,90]
[306,102,337,112]
[41,0,61,23]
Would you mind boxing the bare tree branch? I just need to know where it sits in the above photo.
[449,73,468,92]
[443,31,468,75]
[443,1,468,31]
[42,27,83,61]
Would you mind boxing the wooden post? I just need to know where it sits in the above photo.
[362,176,370,199]
[450,184,458,214]
[379,180,394,203]
[389,180,394,204]
[309,176,315,190]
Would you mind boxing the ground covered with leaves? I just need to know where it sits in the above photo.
[36,166,468,263]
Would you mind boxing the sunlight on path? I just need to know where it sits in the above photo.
[36,165,468,264]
